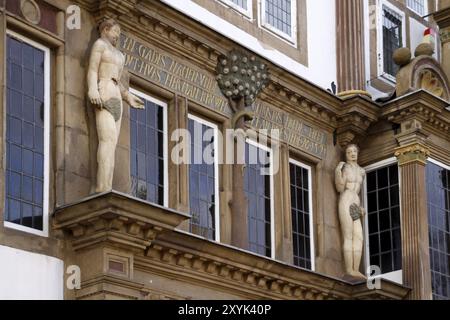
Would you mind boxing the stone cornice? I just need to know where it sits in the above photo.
[53,191,190,252]
[381,90,450,140]
[432,7,450,29]
[133,231,410,300]
[335,95,381,148]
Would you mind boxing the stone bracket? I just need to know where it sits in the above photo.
[53,191,190,252]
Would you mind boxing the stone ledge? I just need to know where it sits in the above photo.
[133,230,410,300]
[53,191,190,252]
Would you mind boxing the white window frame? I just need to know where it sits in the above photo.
[258,0,297,46]
[3,30,50,238]
[129,88,169,208]
[363,157,403,285]
[187,114,221,242]
[245,138,275,259]
[406,0,428,17]
[376,0,406,84]
[218,0,253,19]
[289,158,315,271]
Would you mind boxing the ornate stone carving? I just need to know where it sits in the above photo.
[420,70,445,98]
[20,0,41,25]
[216,50,269,108]
[393,46,450,101]
[87,19,144,193]
[394,143,431,166]
[335,144,366,280]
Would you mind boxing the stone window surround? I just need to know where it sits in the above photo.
[363,157,403,285]
[259,0,297,45]
[192,0,307,66]
[289,158,315,271]
[3,29,51,238]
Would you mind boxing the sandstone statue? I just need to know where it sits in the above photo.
[335,144,366,279]
[87,19,144,193]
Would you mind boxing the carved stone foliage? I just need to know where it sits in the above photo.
[216,50,269,107]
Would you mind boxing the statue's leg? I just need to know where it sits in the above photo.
[95,109,117,193]
[339,201,354,275]
[106,109,123,189]
[352,220,365,278]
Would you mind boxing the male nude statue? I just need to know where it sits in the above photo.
[335,144,366,279]
[87,19,144,193]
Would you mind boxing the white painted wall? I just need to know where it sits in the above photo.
[0,245,64,300]
[159,0,337,91]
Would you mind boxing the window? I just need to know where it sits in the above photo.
[426,160,450,300]
[364,160,402,283]
[382,5,403,78]
[129,89,168,207]
[245,140,274,258]
[407,0,427,16]
[4,31,50,236]
[261,0,296,42]
[220,0,252,17]
[290,159,314,270]
[188,115,220,241]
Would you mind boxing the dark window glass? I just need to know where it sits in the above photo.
[382,6,402,77]
[130,96,165,205]
[264,0,292,36]
[426,162,450,300]
[188,118,217,240]
[4,35,46,231]
[366,163,402,274]
[290,162,313,270]
[245,143,271,257]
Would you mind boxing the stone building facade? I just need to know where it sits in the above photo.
[0,0,449,300]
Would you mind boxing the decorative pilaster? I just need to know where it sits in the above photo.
[336,0,370,98]
[394,143,433,300]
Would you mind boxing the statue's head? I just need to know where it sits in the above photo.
[99,18,121,46]
[345,144,359,162]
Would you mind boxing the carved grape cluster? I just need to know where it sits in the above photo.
[216,50,269,107]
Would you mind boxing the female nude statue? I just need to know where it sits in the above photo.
[87,19,144,193]
[335,144,366,279]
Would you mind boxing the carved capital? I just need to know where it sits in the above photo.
[394,143,431,166]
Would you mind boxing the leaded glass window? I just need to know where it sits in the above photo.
[426,161,450,300]
[130,91,166,206]
[382,6,403,77]
[407,0,426,16]
[188,116,218,241]
[245,141,272,257]
[366,164,402,274]
[263,0,293,37]
[290,160,313,270]
[4,34,48,234]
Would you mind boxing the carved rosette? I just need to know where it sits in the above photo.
[394,143,431,166]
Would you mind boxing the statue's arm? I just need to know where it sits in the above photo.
[87,40,106,106]
[335,162,346,193]
[118,58,144,109]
